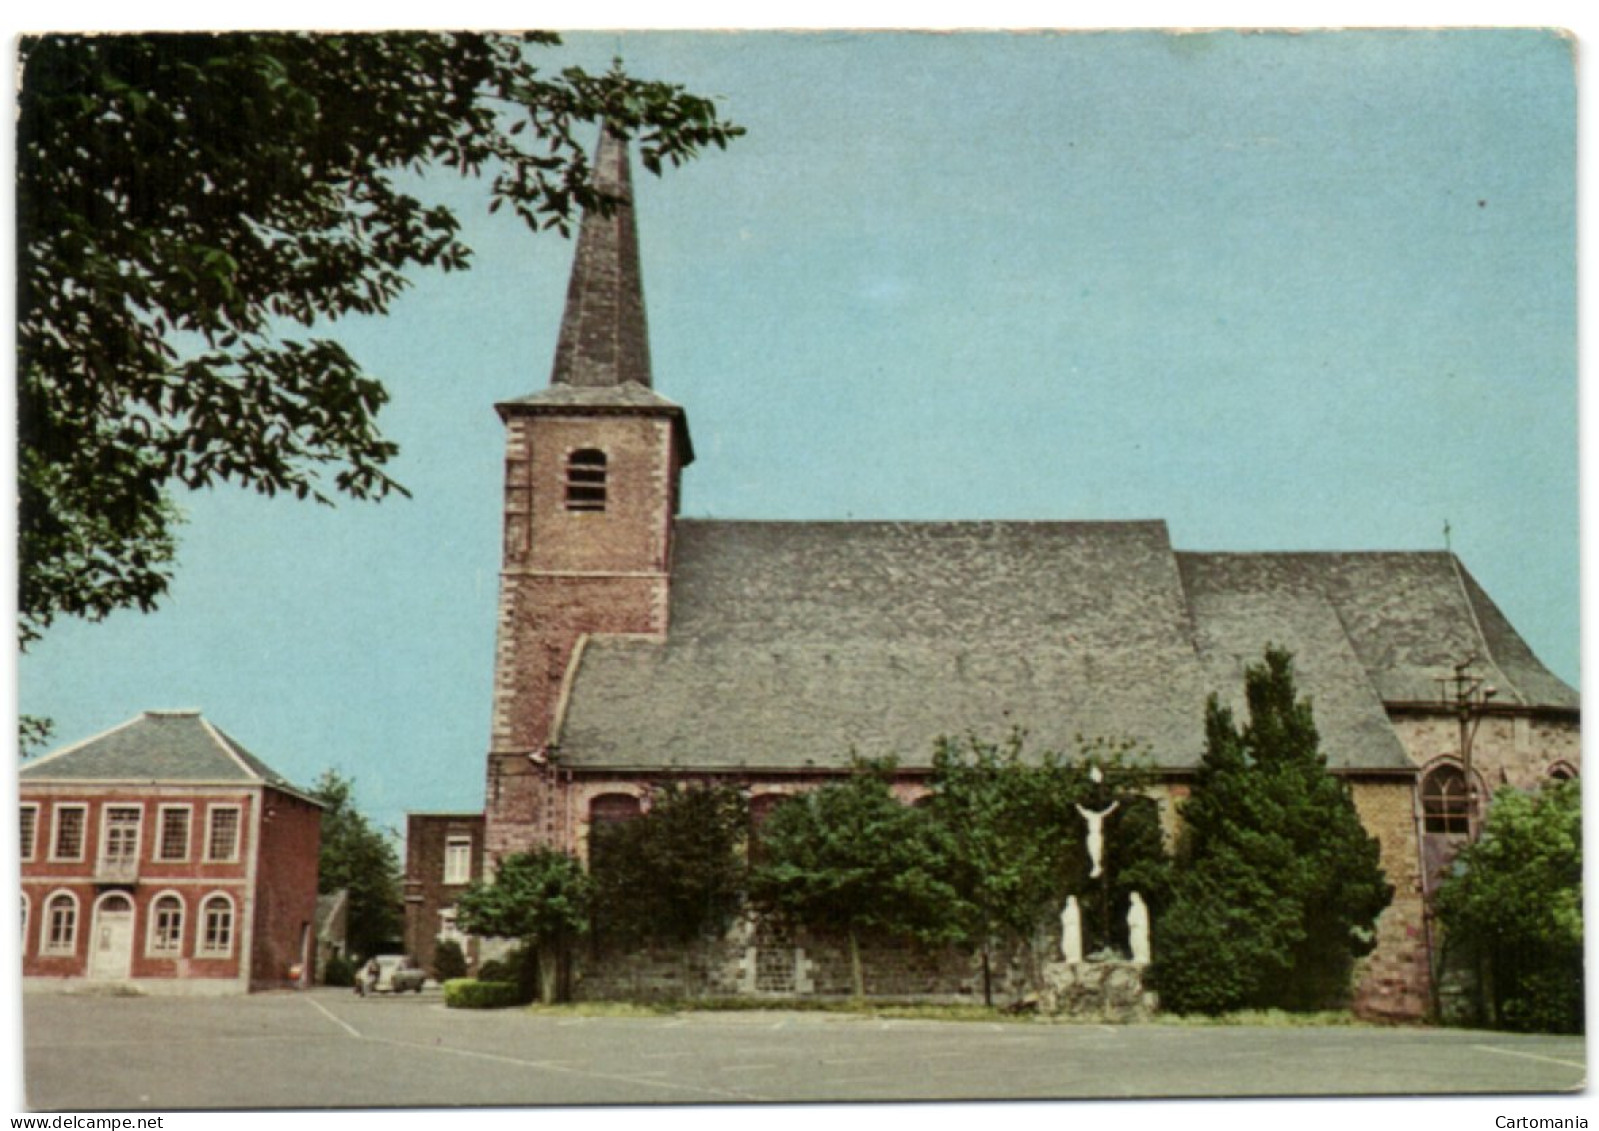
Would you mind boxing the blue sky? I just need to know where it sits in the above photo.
[16,29,1579,836]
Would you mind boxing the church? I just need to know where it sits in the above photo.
[403,127,1579,1019]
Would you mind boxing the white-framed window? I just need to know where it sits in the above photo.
[50,804,88,862]
[22,894,30,952]
[147,892,185,956]
[443,836,473,885]
[20,803,39,862]
[198,893,235,957]
[99,805,143,874]
[43,891,79,955]
[205,806,242,862]
[156,805,193,862]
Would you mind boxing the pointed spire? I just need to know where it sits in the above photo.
[549,125,653,389]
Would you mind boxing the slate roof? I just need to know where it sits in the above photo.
[21,710,318,802]
[547,125,652,392]
[548,520,1579,775]
[495,127,693,463]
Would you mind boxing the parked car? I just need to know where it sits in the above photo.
[393,956,427,992]
[361,954,426,993]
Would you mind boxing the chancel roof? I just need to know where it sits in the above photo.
[551,521,1573,774]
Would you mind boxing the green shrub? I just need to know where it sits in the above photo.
[1435,780,1582,1033]
[443,978,522,1009]
[433,939,468,983]
[476,947,538,1002]
[322,954,356,987]
[590,783,749,946]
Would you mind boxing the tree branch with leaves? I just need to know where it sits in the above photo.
[17,32,741,647]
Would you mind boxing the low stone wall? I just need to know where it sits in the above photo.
[572,916,1147,1015]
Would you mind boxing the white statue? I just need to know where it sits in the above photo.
[1059,896,1083,964]
[1076,798,1119,879]
[1127,891,1150,964]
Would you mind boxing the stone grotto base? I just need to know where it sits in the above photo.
[1038,961,1155,1022]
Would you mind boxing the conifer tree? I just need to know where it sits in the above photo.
[1154,648,1392,1013]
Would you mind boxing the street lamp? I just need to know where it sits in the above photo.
[1436,656,1497,838]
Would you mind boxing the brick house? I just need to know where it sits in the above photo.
[401,812,484,974]
[21,710,323,994]
[405,128,1579,1017]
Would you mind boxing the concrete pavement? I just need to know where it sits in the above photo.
[20,987,1587,1110]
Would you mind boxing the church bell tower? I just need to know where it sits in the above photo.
[484,125,693,858]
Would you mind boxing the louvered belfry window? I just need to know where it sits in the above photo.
[565,449,608,512]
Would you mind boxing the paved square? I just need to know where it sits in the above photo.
[21,988,1586,1110]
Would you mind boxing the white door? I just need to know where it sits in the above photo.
[88,895,135,980]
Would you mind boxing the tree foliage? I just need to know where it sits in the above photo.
[589,783,748,946]
[749,759,963,997]
[927,732,1166,1000]
[455,848,591,1003]
[1153,648,1393,1014]
[1434,779,1582,1033]
[17,32,741,646]
[310,769,403,959]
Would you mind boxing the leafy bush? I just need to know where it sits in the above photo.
[475,956,515,983]
[1153,648,1392,1015]
[456,849,589,1004]
[750,759,963,998]
[589,783,748,946]
[1434,780,1582,1033]
[433,939,467,983]
[443,978,522,1010]
[322,954,356,987]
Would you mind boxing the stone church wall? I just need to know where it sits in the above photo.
[1387,709,1579,792]
[1347,777,1430,1020]
[573,918,1040,1006]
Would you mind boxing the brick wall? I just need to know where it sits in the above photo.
[403,812,486,974]
[21,786,263,988]
[251,787,323,989]
[485,411,680,859]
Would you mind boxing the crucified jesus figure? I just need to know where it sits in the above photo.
[1075,799,1119,879]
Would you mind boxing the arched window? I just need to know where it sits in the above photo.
[1422,763,1473,835]
[565,449,608,512]
[44,891,78,955]
[198,894,235,958]
[1549,762,1577,782]
[589,793,642,825]
[748,794,788,829]
[148,893,185,956]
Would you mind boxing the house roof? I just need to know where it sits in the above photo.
[21,710,319,803]
[551,520,1576,775]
